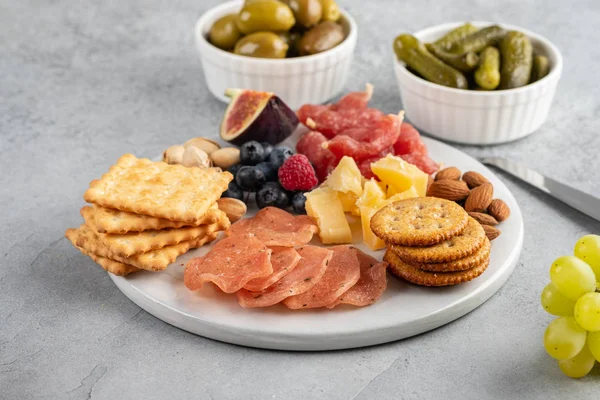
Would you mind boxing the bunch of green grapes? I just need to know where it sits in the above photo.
[541,234,600,378]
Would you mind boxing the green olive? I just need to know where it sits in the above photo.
[297,21,344,55]
[283,0,323,28]
[319,0,340,22]
[209,14,242,50]
[236,0,296,34]
[234,32,289,58]
[278,31,303,57]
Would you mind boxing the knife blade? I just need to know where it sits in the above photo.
[479,156,600,222]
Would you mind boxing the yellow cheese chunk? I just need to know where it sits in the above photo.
[371,154,429,197]
[360,205,386,251]
[385,186,420,205]
[356,178,386,208]
[338,191,360,216]
[324,156,363,196]
[305,187,353,244]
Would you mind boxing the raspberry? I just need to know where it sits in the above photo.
[278,154,318,191]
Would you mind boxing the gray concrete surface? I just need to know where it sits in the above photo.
[2,0,600,398]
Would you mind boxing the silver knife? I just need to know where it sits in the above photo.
[479,156,600,222]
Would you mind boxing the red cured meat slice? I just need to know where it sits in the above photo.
[324,113,402,160]
[393,122,428,156]
[184,234,272,294]
[296,130,338,182]
[327,248,388,308]
[330,83,373,111]
[226,207,318,247]
[237,245,333,308]
[283,245,361,309]
[243,247,301,292]
[299,108,386,139]
[400,153,440,175]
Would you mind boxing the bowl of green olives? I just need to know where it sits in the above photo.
[393,22,563,144]
[195,0,357,109]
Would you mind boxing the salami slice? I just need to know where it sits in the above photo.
[296,130,338,182]
[236,245,333,308]
[243,247,301,292]
[283,245,361,309]
[184,234,272,293]
[226,207,318,247]
[327,248,388,308]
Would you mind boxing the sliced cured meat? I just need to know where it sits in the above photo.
[237,245,333,308]
[393,122,428,156]
[327,248,388,308]
[283,245,361,309]
[324,113,402,160]
[299,108,386,139]
[296,130,338,182]
[243,247,301,292]
[226,207,318,247]
[184,234,272,293]
[400,153,440,175]
[330,83,373,111]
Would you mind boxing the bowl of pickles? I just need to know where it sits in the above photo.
[195,0,357,109]
[393,22,563,144]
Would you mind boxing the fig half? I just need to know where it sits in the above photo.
[220,88,299,146]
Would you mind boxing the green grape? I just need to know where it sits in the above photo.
[588,331,600,362]
[549,256,596,301]
[544,316,587,360]
[540,283,576,316]
[574,292,600,331]
[574,234,600,283]
[558,344,596,378]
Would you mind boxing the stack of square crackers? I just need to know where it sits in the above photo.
[66,154,233,276]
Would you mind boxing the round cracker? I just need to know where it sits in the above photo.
[390,217,486,263]
[406,237,491,272]
[370,197,469,246]
[384,249,490,287]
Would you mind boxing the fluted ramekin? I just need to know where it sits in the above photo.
[195,0,357,110]
[394,22,563,144]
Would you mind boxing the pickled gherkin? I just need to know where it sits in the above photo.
[474,47,500,90]
[426,43,479,73]
[433,23,478,50]
[499,31,533,89]
[530,54,550,83]
[394,34,468,89]
[450,25,506,54]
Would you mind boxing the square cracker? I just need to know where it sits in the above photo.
[82,203,223,234]
[66,225,219,271]
[83,154,233,223]
[66,230,140,276]
[81,208,230,257]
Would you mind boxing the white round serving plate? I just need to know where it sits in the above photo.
[110,138,524,351]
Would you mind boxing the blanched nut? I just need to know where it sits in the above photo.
[183,137,221,155]
[211,147,240,169]
[163,145,185,165]
[182,146,212,168]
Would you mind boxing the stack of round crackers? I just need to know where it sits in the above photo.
[370,197,491,287]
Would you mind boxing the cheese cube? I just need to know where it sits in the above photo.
[356,178,386,208]
[360,205,385,250]
[305,187,353,244]
[385,186,419,205]
[324,156,363,197]
[371,154,429,197]
[338,191,360,216]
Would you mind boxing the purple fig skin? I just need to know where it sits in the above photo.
[221,90,299,146]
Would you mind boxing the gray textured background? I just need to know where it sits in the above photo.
[2,0,600,398]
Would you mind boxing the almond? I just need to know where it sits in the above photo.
[462,171,488,189]
[488,199,510,222]
[217,197,247,223]
[464,182,493,212]
[468,212,499,226]
[482,224,501,241]
[435,166,462,181]
[427,175,434,191]
[427,180,470,201]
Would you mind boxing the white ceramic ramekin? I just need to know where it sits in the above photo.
[195,0,357,110]
[394,22,563,144]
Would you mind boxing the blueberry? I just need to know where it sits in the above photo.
[262,181,293,198]
[240,141,266,165]
[223,181,244,201]
[255,161,278,181]
[269,147,294,169]
[292,192,307,214]
[256,185,289,209]
[228,163,242,178]
[236,166,266,191]
[261,142,274,158]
